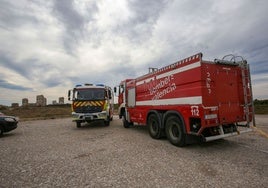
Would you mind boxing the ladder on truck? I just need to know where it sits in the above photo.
[241,61,256,127]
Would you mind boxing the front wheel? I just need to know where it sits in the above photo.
[104,121,110,126]
[0,125,4,135]
[76,121,81,128]
[122,112,133,128]
[122,114,130,128]
[165,116,186,147]
[104,116,110,126]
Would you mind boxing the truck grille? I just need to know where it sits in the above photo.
[74,106,102,113]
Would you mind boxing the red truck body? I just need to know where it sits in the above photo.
[116,53,254,146]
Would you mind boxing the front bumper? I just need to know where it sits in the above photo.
[72,111,108,122]
[1,121,18,132]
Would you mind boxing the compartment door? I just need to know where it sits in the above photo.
[128,87,136,107]
[215,68,242,123]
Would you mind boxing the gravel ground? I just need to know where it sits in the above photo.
[0,115,267,187]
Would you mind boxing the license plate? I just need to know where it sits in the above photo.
[85,116,93,120]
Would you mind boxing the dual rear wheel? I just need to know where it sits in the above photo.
[165,116,186,147]
[148,113,186,147]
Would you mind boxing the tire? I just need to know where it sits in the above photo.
[0,125,3,136]
[148,113,162,139]
[104,120,110,126]
[76,121,81,128]
[122,114,130,128]
[104,117,110,126]
[165,116,186,147]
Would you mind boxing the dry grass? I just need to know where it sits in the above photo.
[254,105,268,114]
[0,105,71,120]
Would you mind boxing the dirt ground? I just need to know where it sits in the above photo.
[0,115,267,187]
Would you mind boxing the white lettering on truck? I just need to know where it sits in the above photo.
[147,75,177,100]
[191,106,199,116]
[206,72,211,94]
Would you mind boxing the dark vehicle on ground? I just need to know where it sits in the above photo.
[0,112,18,135]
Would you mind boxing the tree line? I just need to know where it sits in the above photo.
[254,99,268,105]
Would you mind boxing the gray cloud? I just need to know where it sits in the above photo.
[0,53,38,79]
[0,0,38,29]
[52,0,98,54]
[251,60,268,75]
[53,0,85,31]
[0,79,32,91]
[118,0,170,42]
[52,0,83,54]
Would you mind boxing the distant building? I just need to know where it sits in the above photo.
[52,100,57,105]
[11,103,19,108]
[36,95,47,106]
[59,97,64,104]
[22,98,28,106]
[28,103,36,107]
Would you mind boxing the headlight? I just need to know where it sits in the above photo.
[4,117,16,122]
[103,102,108,110]
[100,112,107,117]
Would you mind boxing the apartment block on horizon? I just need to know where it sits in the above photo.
[36,95,47,106]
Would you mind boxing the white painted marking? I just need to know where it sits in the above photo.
[136,96,202,106]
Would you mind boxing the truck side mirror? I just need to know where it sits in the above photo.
[108,90,112,99]
[68,90,71,100]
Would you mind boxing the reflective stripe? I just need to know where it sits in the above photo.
[136,96,202,106]
[74,101,104,106]
[136,61,201,86]
[157,61,201,79]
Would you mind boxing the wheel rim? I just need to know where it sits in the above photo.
[151,120,158,133]
[169,122,180,140]
[172,125,179,137]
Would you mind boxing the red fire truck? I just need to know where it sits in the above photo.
[114,53,255,146]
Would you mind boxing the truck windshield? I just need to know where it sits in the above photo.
[75,89,105,100]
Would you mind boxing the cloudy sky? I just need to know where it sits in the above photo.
[0,0,267,106]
